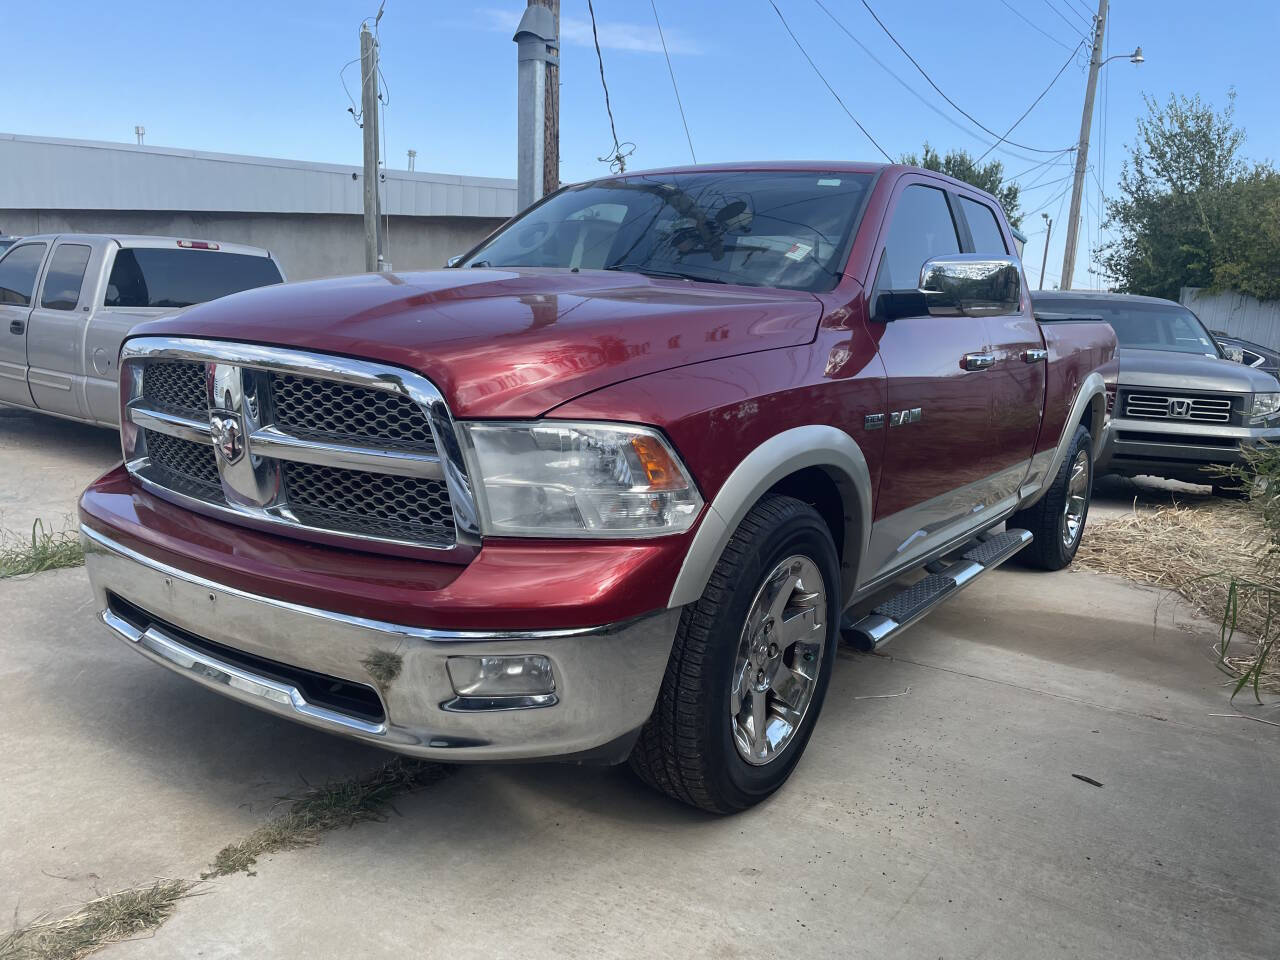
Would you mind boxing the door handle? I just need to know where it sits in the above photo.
[961,352,995,371]
[1022,348,1048,363]
[8,320,24,335]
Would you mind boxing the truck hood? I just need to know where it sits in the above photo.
[1116,347,1280,394]
[132,268,823,417]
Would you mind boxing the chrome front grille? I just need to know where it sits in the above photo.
[119,338,478,556]
[1123,392,1235,424]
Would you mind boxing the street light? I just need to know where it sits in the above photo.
[1101,46,1144,67]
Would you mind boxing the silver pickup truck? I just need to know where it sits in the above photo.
[0,235,284,426]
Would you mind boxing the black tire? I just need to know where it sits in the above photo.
[1010,424,1093,571]
[629,495,840,814]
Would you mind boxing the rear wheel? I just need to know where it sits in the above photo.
[1011,425,1093,571]
[629,495,840,813]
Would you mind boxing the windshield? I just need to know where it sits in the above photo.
[1034,297,1222,357]
[459,171,874,292]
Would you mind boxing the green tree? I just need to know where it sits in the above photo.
[1096,91,1280,302]
[901,143,1022,228]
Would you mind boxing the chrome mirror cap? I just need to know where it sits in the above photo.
[919,254,1022,318]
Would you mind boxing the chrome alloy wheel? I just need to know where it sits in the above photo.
[730,555,828,766]
[1061,449,1090,549]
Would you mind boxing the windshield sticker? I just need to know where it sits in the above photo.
[784,242,813,262]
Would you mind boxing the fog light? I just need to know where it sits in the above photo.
[447,655,556,699]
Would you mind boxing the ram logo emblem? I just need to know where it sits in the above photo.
[889,407,922,427]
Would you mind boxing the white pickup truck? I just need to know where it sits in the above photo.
[0,234,284,426]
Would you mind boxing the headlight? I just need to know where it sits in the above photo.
[1250,392,1280,423]
[458,421,703,537]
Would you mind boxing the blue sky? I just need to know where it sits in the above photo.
[4,0,1277,289]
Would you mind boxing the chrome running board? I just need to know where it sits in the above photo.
[842,528,1033,651]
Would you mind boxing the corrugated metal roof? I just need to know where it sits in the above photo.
[0,133,517,218]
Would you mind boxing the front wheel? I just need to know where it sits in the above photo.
[629,495,840,814]
[1010,425,1093,571]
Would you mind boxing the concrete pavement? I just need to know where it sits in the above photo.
[2,562,1271,958]
[0,409,120,536]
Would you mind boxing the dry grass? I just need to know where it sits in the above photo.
[0,521,84,578]
[1075,498,1279,693]
[205,758,450,877]
[0,880,197,960]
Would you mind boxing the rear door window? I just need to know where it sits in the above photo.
[104,248,283,308]
[875,185,961,291]
[957,197,1008,255]
[40,244,93,310]
[0,243,48,306]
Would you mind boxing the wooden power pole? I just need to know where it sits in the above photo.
[542,0,560,198]
[360,21,383,272]
[1060,0,1107,290]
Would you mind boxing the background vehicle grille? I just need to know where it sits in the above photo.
[269,373,436,452]
[144,429,225,500]
[283,462,454,543]
[1123,392,1235,423]
[143,360,207,416]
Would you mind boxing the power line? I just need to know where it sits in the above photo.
[813,0,1051,164]
[586,0,633,172]
[769,0,892,162]
[998,0,1076,53]
[1006,149,1075,182]
[857,0,1072,153]
[1019,171,1076,193]
[1056,0,1093,32]
[650,0,696,164]
[1040,0,1089,41]
[1066,0,1096,20]
[975,39,1085,163]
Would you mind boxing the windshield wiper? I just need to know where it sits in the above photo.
[603,263,729,284]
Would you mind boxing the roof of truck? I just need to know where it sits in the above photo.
[1030,290,1181,307]
[11,233,272,257]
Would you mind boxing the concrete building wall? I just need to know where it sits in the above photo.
[0,209,505,281]
[1182,286,1280,351]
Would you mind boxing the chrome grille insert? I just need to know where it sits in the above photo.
[144,429,225,501]
[269,373,436,451]
[142,360,207,416]
[283,462,454,543]
[1123,392,1235,424]
[119,338,479,558]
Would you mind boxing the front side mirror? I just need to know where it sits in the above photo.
[1215,339,1246,364]
[445,254,463,268]
[918,255,1022,318]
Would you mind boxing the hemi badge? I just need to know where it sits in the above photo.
[864,413,885,430]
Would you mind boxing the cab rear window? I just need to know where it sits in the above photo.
[104,248,282,308]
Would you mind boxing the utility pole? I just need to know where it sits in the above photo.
[1060,0,1107,291]
[1038,214,1053,289]
[513,0,559,211]
[360,21,383,272]
[542,0,560,198]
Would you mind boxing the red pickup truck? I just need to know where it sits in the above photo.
[79,163,1115,813]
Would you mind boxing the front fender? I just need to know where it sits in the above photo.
[666,425,873,608]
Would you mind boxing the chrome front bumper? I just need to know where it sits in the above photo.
[81,525,681,762]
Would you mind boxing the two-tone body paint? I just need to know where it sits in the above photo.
[89,162,1114,630]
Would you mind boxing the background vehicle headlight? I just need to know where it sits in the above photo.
[459,421,703,537]
[1249,392,1280,422]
